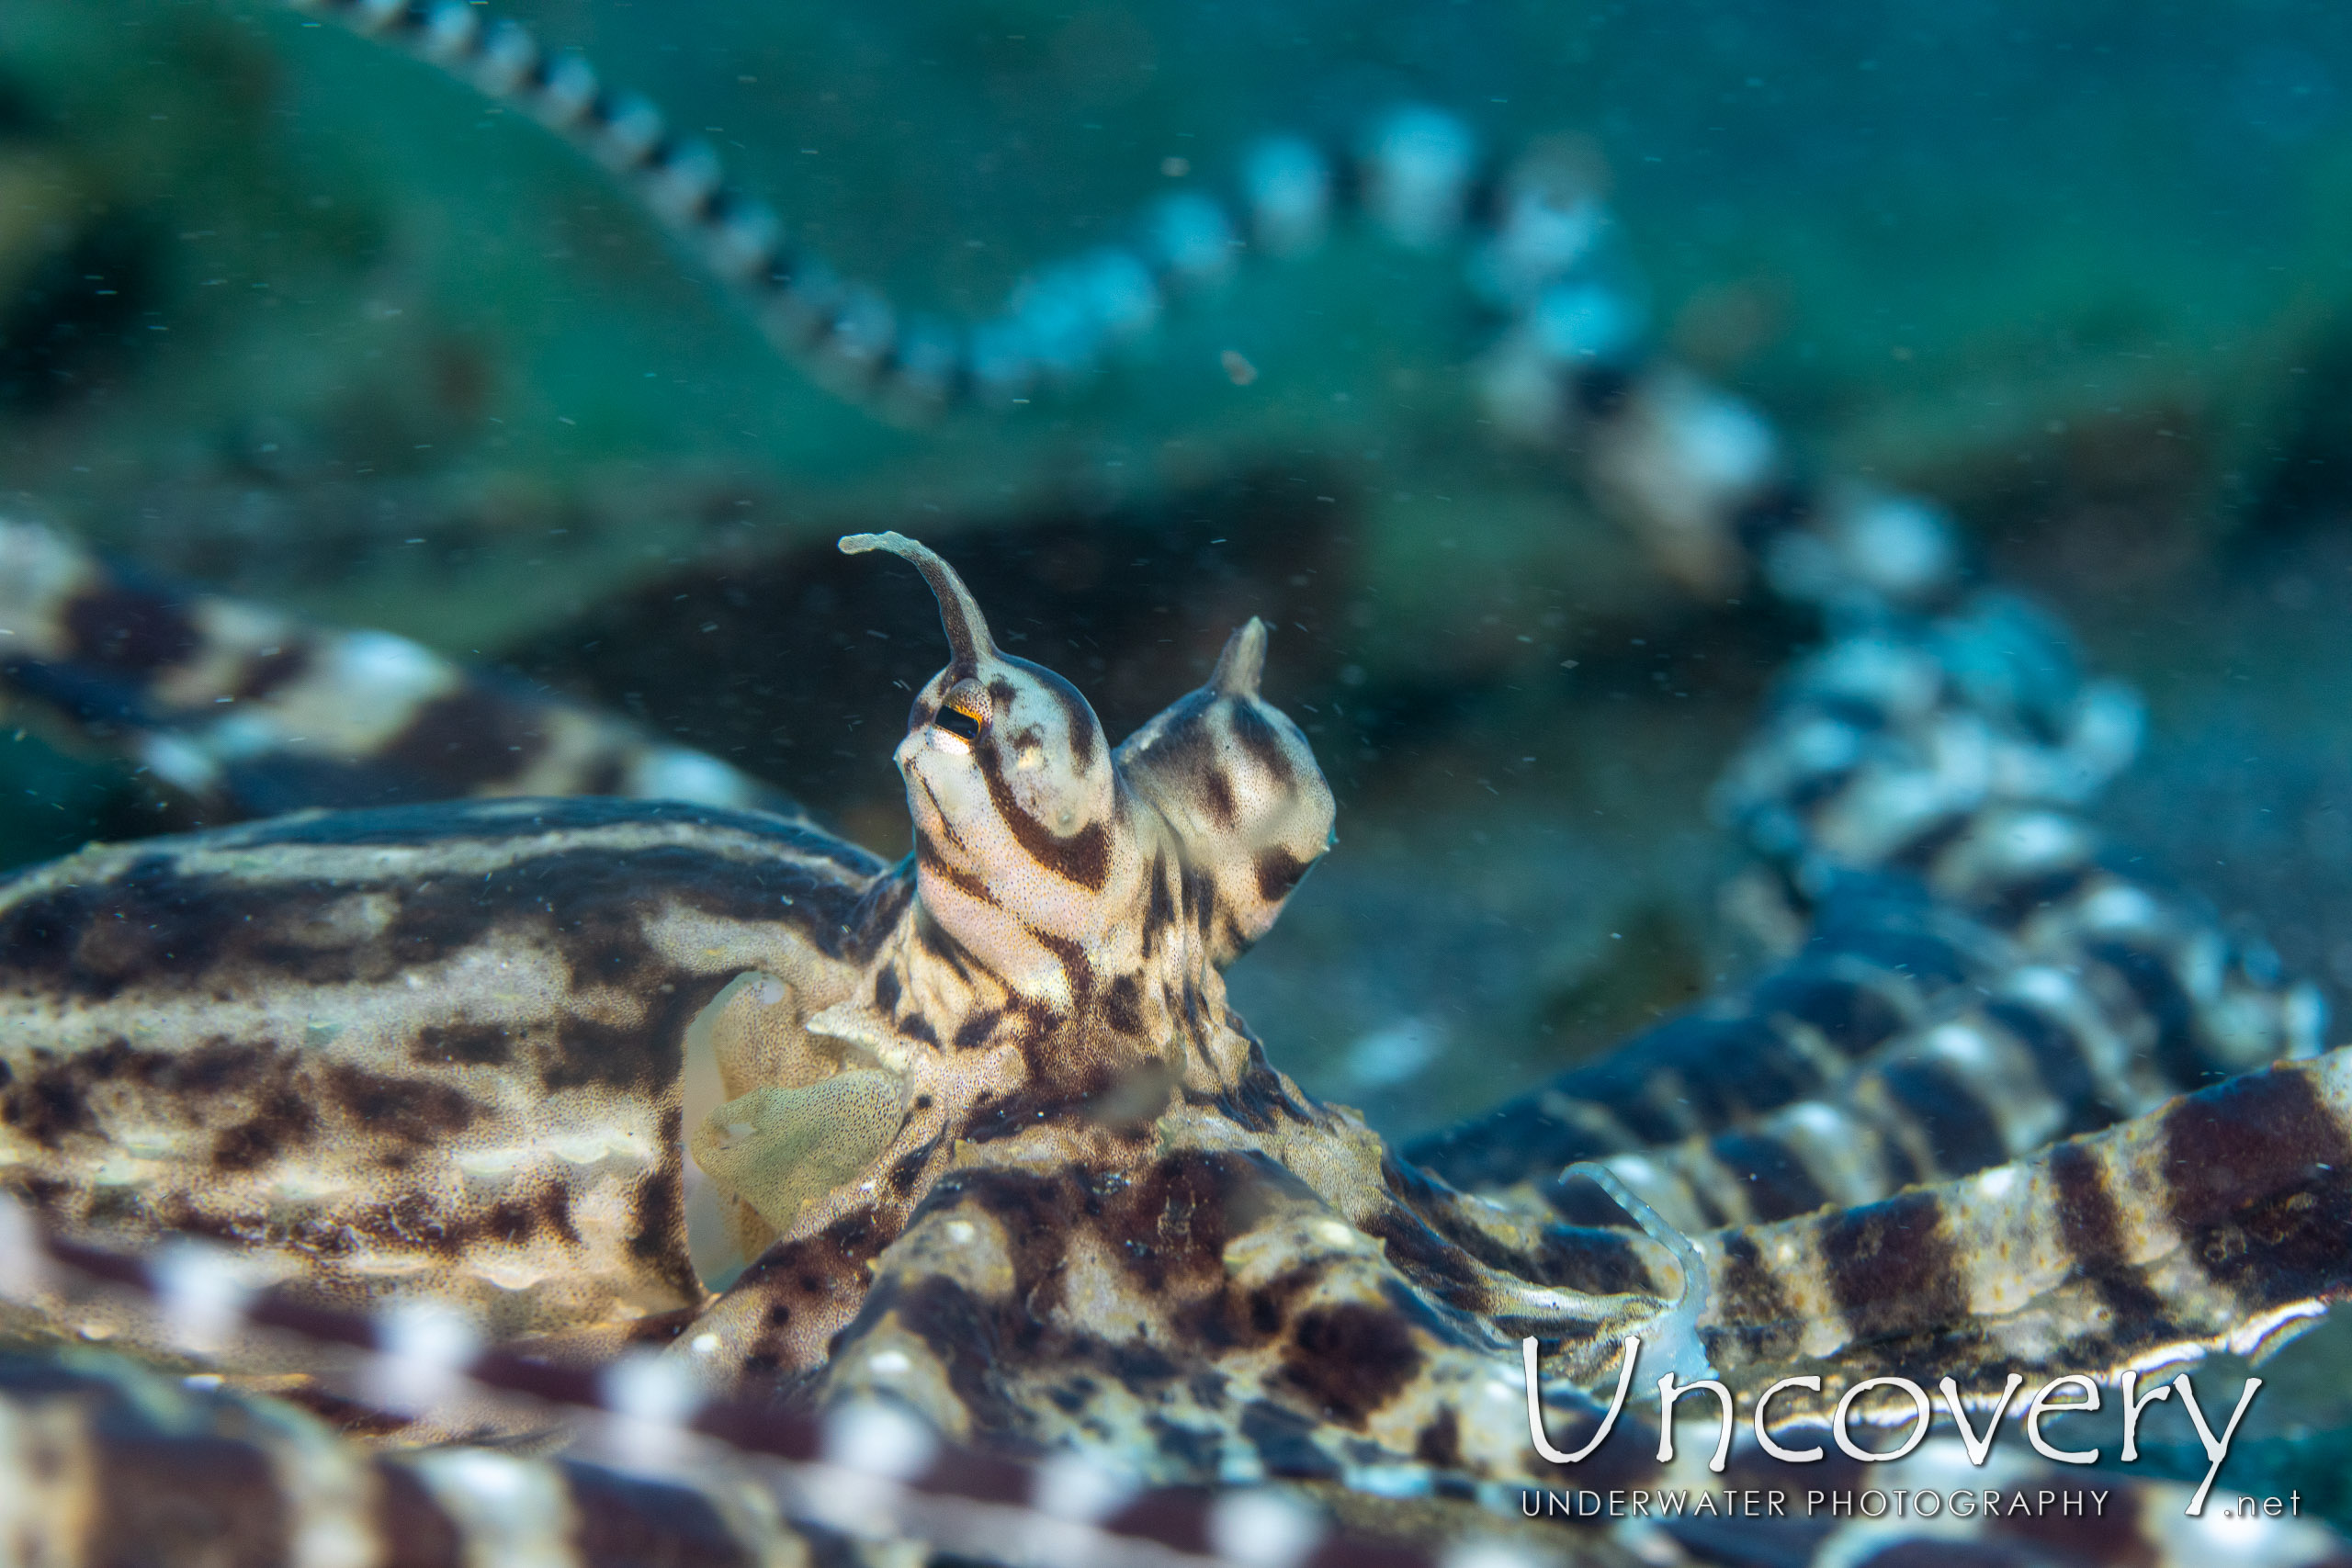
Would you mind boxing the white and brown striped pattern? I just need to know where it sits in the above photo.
[0,795,891,1345]
[280,0,1585,420]
[0,518,798,826]
[277,0,1999,617]
[1700,1051,2352,1412]
[1410,562,2319,1213]
[1,11,2346,1561]
[2,530,2350,1562]
[1406,881,2020,1189]
[4,1086,2348,1566]
[1589,944,2308,1235]
[1713,599,2143,896]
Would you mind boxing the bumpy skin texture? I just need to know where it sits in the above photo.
[3,536,2352,1567]
[676,535,1679,1393]
[0,9,2346,1560]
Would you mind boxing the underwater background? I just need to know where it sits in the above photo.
[6,0,2352,1522]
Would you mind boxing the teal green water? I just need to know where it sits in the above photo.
[6,0,2352,1521]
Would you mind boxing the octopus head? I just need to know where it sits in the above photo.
[842,533,1133,990]
[1118,617,1336,962]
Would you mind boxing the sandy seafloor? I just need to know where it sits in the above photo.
[6,0,2352,1528]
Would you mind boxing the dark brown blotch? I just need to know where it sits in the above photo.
[1253,848,1308,905]
[974,747,1111,891]
[211,1087,319,1173]
[0,1053,94,1147]
[1142,853,1178,948]
[374,685,553,796]
[4,1035,301,1153]
[1276,1303,1422,1427]
[1103,974,1145,1037]
[232,638,314,703]
[867,1272,1028,1435]
[537,973,726,1095]
[1199,767,1238,829]
[1816,1190,1968,1343]
[537,1180,582,1247]
[2162,1066,2352,1302]
[84,1406,290,1568]
[62,581,201,674]
[1414,1407,1463,1470]
[624,1144,701,1305]
[562,1461,756,1568]
[411,1022,514,1068]
[322,1062,475,1148]
[1706,1231,1805,1365]
[1032,931,1097,1022]
[1226,702,1296,784]
[733,1204,900,1374]
[886,1140,938,1198]
[1708,1132,1829,1223]
[2047,1141,2169,1327]
[952,1009,1000,1052]
[370,1461,469,1568]
[1876,1058,2008,1179]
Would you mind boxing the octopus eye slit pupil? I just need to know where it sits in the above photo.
[936,706,982,741]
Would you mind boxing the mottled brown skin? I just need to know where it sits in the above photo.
[0,1,2345,1548]
[673,536,1684,1387]
[0,796,894,1340]
[3,535,2352,1527]
[796,1047,2352,1486]
[0,536,1685,1416]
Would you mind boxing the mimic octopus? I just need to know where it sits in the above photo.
[0,2,2350,1561]
[2,528,2351,1567]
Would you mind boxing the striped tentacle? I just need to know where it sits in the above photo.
[1402,829,2317,1226]
[1437,852,2318,1228]
[1719,645,2317,1107]
[1404,879,2020,1191]
[5,1182,2345,1568]
[1407,578,2153,1197]
[0,1348,871,1568]
[283,1,1670,426]
[277,0,2009,626]
[0,517,801,824]
[1714,593,2142,897]
[281,0,2003,629]
[1699,1049,2352,1406]
[1543,602,2319,1228]
[1592,929,2318,1234]
[1566,808,2323,1233]
[1411,573,2318,1207]
[11,1358,2344,1568]
[0,1208,1496,1568]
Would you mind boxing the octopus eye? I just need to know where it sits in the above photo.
[935,704,983,741]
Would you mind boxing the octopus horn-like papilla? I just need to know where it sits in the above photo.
[1210,616,1270,699]
[839,530,996,671]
